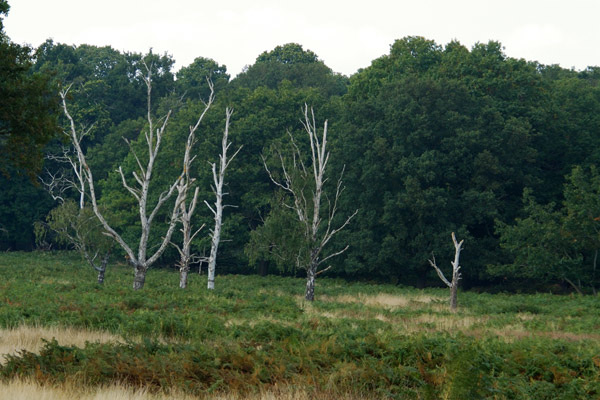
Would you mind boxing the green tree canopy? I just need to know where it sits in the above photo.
[495,166,600,294]
[231,43,348,98]
[176,57,229,100]
[332,37,551,286]
[0,1,59,179]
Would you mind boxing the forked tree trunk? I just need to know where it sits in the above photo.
[429,232,464,311]
[80,243,111,285]
[563,277,584,295]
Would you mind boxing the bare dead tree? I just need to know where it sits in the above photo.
[429,232,464,311]
[205,108,241,290]
[172,81,214,289]
[60,62,210,290]
[264,105,357,301]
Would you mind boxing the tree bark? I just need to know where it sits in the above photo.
[133,264,147,291]
[305,262,316,301]
[449,280,458,310]
[207,174,223,290]
[97,268,105,285]
[179,269,188,289]
[95,250,110,285]
[206,108,240,290]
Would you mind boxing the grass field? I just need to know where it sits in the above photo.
[1,251,599,399]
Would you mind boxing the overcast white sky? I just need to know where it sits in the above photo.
[4,0,600,77]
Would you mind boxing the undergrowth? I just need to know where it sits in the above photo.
[1,251,599,399]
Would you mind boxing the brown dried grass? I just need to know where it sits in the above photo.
[399,314,487,333]
[484,326,600,342]
[0,325,122,362]
[0,379,194,400]
[0,379,377,400]
[319,292,445,309]
[301,292,599,343]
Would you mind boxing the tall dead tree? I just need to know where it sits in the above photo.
[428,232,464,311]
[60,62,212,290]
[264,105,357,301]
[205,108,241,290]
[172,82,214,289]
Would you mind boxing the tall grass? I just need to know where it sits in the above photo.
[0,325,122,362]
[0,379,374,400]
[1,251,599,398]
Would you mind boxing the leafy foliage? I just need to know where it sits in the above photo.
[496,166,600,294]
[38,200,112,271]
[0,167,54,250]
[0,4,59,179]
[176,56,229,100]
[330,36,588,287]
[246,193,308,274]
[232,43,348,97]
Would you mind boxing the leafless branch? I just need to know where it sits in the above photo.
[428,253,453,288]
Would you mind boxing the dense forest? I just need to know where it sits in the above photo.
[2,1,600,295]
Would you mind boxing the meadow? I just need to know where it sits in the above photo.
[0,251,599,399]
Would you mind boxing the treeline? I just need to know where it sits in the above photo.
[2,26,600,292]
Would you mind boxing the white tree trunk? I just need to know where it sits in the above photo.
[176,203,195,289]
[206,108,241,290]
[305,250,319,301]
[94,250,110,285]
